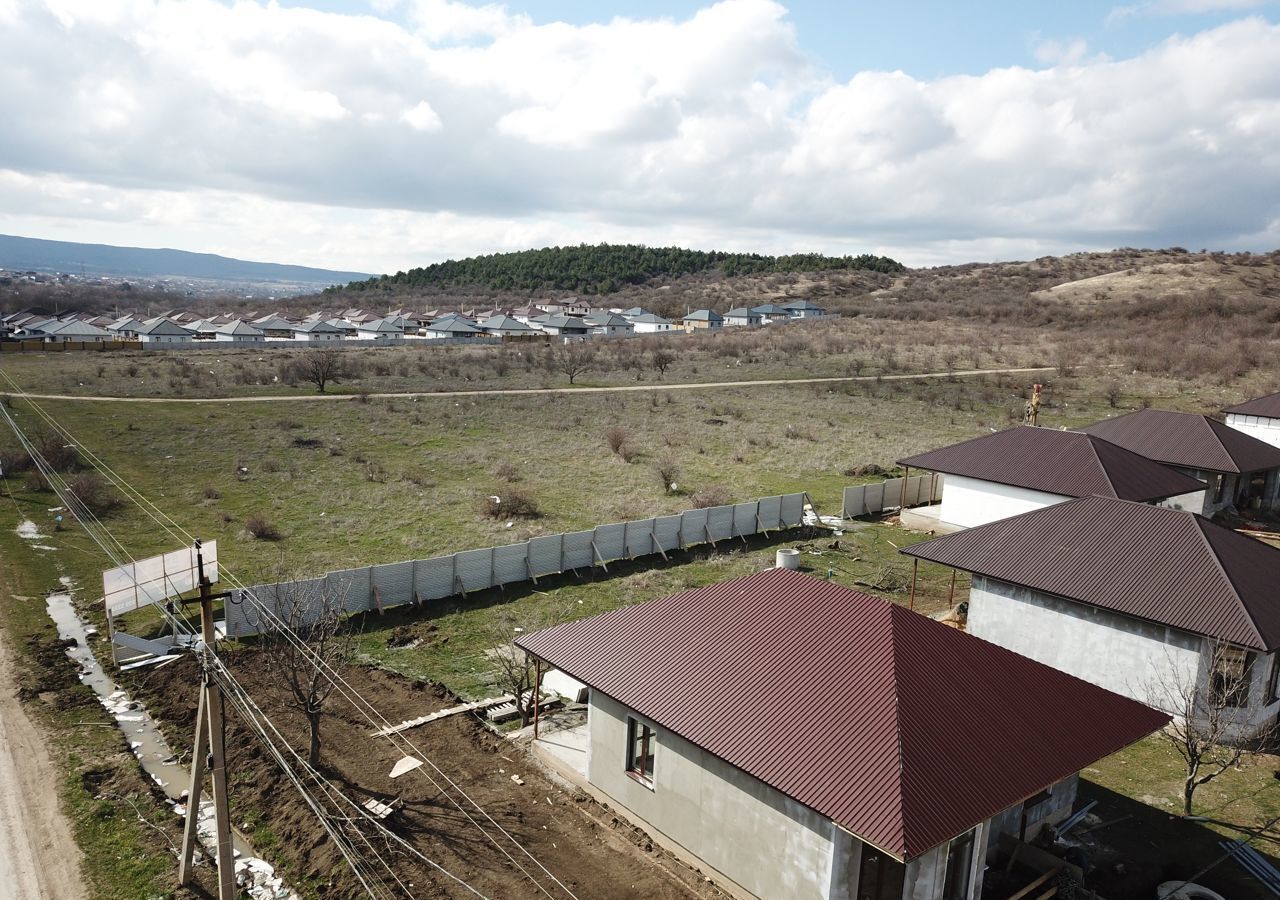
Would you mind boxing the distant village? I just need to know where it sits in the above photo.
[0,297,831,347]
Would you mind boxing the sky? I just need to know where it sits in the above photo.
[0,0,1278,273]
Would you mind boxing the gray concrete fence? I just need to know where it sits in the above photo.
[842,473,943,519]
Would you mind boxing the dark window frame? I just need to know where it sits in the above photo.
[625,716,656,787]
[942,828,976,900]
[1211,646,1254,709]
[1268,655,1280,706]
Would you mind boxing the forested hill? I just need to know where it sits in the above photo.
[332,244,906,295]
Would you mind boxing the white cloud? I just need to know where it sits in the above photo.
[1108,0,1266,24]
[0,1,1277,270]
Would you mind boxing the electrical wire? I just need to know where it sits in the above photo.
[0,380,561,898]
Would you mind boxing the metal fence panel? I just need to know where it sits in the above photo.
[624,519,655,558]
[492,544,528,586]
[455,548,494,593]
[593,523,626,562]
[654,515,683,553]
[528,536,563,578]
[781,493,805,526]
[372,561,414,611]
[733,502,757,538]
[415,557,455,601]
[706,505,734,542]
[680,508,708,546]
[758,495,782,529]
[562,531,593,569]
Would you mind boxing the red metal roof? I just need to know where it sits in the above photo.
[517,568,1168,860]
[903,495,1280,650]
[898,426,1204,501]
[1079,409,1280,475]
[1226,392,1280,419]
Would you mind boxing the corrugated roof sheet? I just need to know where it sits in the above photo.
[903,495,1280,650]
[1226,392,1280,419]
[1080,409,1280,474]
[517,568,1167,860]
[899,426,1204,501]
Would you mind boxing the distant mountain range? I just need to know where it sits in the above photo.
[0,234,372,286]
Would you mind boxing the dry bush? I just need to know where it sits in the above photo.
[67,473,120,516]
[245,514,282,541]
[493,460,520,482]
[480,488,541,519]
[202,485,221,500]
[655,456,681,494]
[605,425,631,457]
[0,445,32,475]
[690,485,731,508]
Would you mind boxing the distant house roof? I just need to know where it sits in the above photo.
[135,318,193,336]
[519,569,1166,860]
[782,299,825,311]
[751,303,790,315]
[1079,409,1280,474]
[478,315,532,332]
[899,427,1204,502]
[903,495,1280,651]
[723,307,759,318]
[252,314,295,329]
[429,318,483,335]
[683,309,723,322]
[356,318,402,334]
[539,314,590,331]
[1226,392,1280,419]
[584,313,630,328]
[629,313,671,325]
[293,319,341,334]
[620,307,649,317]
[33,319,111,338]
[215,320,264,336]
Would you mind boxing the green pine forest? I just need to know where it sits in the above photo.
[331,243,906,295]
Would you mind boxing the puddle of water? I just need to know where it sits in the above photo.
[46,592,297,900]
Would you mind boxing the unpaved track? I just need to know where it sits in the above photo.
[0,632,86,899]
[0,365,1057,404]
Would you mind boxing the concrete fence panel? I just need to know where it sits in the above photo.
[527,535,563,578]
[757,495,782,529]
[780,493,805,526]
[562,531,594,570]
[414,557,454,602]
[624,519,655,559]
[492,544,528,586]
[733,502,757,539]
[592,523,627,563]
[372,561,414,612]
[454,548,494,593]
[654,514,683,553]
[680,508,708,546]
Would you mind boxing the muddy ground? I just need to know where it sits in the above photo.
[129,650,724,899]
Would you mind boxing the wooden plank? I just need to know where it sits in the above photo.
[1005,867,1059,900]
[373,695,514,736]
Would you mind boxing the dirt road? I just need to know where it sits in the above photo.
[0,364,1058,404]
[0,631,86,899]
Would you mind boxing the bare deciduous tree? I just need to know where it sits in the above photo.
[548,342,596,385]
[651,348,675,378]
[294,348,348,393]
[484,603,574,727]
[261,578,356,767]
[1145,641,1278,816]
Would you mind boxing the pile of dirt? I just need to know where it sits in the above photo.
[129,650,721,899]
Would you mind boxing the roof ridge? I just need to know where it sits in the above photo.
[884,605,913,857]
[1202,416,1239,472]
[1080,432,1120,498]
[1191,515,1267,648]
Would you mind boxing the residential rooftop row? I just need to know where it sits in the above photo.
[0,298,830,345]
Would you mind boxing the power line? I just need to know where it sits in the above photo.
[0,380,568,898]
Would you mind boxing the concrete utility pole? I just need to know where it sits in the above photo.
[178,540,236,899]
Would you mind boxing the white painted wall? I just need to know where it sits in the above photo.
[969,578,1280,739]
[937,475,1073,529]
[1227,413,1280,449]
[587,691,837,900]
[632,320,674,333]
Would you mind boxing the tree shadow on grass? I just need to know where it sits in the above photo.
[1069,780,1279,900]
